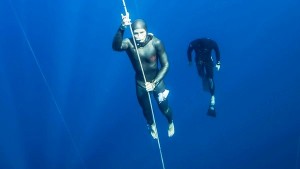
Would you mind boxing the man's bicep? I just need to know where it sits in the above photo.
[155,39,166,56]
[160,52,169,66]
[120,39,130,50]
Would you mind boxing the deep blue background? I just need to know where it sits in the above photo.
[1,0,300,169]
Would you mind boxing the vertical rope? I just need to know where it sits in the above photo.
[121,0,166,169]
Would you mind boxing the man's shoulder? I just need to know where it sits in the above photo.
[124,37,134,45]
[121,37,130,42]
[149,34,162,46]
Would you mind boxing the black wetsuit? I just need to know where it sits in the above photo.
[187,38,220,96]
[112,26,173,126]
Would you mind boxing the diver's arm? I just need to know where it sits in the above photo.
[212,41,221,71]
[213,41,220,63]
[214,46,220,63]
[153,39,169,85]
[112,25,129,51]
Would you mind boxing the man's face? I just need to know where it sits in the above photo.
[133,28,147,43]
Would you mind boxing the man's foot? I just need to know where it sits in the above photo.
[207,105,216,117]
[168,122,175,137]
[211,95,215,106]
[149,123,158,139]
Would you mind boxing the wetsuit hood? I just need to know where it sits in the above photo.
[131,19,147,32]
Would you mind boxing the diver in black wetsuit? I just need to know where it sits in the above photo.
[187,38,221,116]
[112,13,174,139]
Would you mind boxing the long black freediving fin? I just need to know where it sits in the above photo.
[207,104,216,117]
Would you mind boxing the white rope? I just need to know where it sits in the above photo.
[8,1,87,168]
[121,1,166,169]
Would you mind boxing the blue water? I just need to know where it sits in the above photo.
[1,0,300,169]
